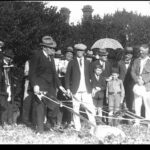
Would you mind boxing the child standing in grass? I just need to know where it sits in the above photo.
[91,64,106,118]
[106,67,125,125]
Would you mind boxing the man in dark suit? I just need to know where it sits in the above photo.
[29,35,66,134]
[90,49,112,80]
[90,49,112,124]
[123,47,135,112]
[65,43,96,135]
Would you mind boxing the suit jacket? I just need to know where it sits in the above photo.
[131,57,150,91]
[29,50,61,95]
[123,59,134,89]
[91,74,106,91]
[90,60,112,79]
[65,57,92,94]
[123,59,135,111]
[118,60,126,81]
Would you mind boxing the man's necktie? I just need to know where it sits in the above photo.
[80,58,82,67]
[96,75,99,81]
[48,56,51,62]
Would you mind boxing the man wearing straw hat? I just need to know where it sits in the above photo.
[65,43,96,135]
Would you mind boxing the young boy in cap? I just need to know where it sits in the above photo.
[91,64,106,118]
[106,67,125,125]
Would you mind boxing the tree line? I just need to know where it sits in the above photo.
[0,1,150,66]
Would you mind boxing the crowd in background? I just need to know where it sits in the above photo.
[0,35,150,136]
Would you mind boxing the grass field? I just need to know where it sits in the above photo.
[0,122,150,144]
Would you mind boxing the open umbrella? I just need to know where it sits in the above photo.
[91,38,123,50]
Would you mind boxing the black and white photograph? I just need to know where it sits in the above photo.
[0,0,150,144]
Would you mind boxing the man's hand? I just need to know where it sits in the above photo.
[34,85,40,94]
[137,77,144,86]
[34,85,43,100]
[59,86,67,94]
[66,89,72,98]
[92,88,96,98]
[106,76,112,82]
[95,87,101,91]
[61,67,67,74]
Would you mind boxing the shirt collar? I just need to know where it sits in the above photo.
[77,57,84,61]
[140,56,150,61]
[43,50,49,58]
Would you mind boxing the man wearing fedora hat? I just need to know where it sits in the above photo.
[65,43,96,135]
[90,48,112,80]
[29,35,66,133]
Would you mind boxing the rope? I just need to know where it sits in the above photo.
[36,93,150,126]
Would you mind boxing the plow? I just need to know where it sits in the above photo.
[35,91,150,142]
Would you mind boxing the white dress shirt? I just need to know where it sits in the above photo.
[125,60,131,70]
[99,60,105,70]
[58,59,69,77]
[76,57,87,93]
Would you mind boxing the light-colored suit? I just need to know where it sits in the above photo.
[131,57,150,121]
[131,58,150,91]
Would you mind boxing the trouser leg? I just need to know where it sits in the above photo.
[36,102,45,133]
[22,94,32,123]
[108,95,115,126]
[134,94,143,124]
[143,92,150,120]
[72,93,81,131]
[81,93,96,134]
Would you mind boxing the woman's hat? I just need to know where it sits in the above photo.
[40,36,57,48]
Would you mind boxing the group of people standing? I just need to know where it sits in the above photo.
[0,35,150,136]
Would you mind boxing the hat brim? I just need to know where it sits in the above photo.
[75,49,86,51]
[99,53,108,56]
[65,50,74,53]
[40,42,56,48]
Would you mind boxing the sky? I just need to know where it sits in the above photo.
[45,1,150,25]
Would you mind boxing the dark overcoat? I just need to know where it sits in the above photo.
[29,50,61,109]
